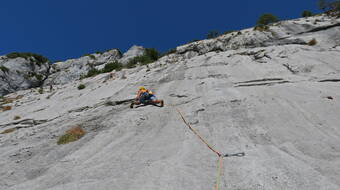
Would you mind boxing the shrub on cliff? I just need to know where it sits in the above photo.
[0,66,9,73]
[308,38,318,46]
[102,61,123,73]
[127,48,160,67]
[85,68,101,78]
[77,84,86,90]
[6,52,49,65]
[84,54,96,59]
[257,13,279,26]
[302,10,314,17]
[318,0,340,17]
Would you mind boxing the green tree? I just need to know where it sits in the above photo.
[126,48,160,67]
[302,10,314,17]
[144,48,159,61]
[256,13,279,26]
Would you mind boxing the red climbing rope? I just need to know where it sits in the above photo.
[174,107,224,189]
[175,108,222,157]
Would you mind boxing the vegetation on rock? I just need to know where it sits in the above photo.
[256,13,279,28]
[57,126,86,145]
[13,115,21,120]
[101,61,123,73]
[308,38,318,46]
[0,66,10,73]
[127,48,160,68]
[84,54,96,59]
[38,88,44,94]
[302,10,314,17]
[1,106,12,112]
[6,52,49,65]
[0,128,17,134]
[78,84,86,90]
[318,0,340,17]
[254,25,269,31]
[85,68,101,78]
[83,61,123,78]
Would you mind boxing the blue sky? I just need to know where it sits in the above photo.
[0,0,319,61]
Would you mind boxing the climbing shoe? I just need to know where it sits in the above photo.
[130,102,134,109]
[160,100,164,107]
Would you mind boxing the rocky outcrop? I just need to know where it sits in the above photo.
[0,56,50,96]
[176,14,340,56]
[45,46,145,85]
[119,45,145,65]
[45,49,122,85]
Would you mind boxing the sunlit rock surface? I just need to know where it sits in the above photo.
[1,14,340,190]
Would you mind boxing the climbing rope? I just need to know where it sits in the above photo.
[175,108,222,157]
[215,156,223,190]
[173,106,245,190]
[134,100,245,189]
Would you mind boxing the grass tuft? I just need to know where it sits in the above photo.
[308,38,317,46]
[57,126,86,145]
[1,106,12,111]
[0,128,17,134]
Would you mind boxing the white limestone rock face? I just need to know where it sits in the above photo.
[119,45,146,65]
[0,56,50,96]
[45,49,122,85]
[1,14,340,190]
[177,14,340,56]
[95,49,123,66]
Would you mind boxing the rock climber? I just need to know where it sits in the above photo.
[130,86,164,108]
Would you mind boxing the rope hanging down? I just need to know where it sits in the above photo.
[175,108,222,157]
[174,107,245,190]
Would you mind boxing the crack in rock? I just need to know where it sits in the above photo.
[0,119,48,129]
[92,98,135,108]
[68,106,92,113]
[301,22,340,34]
[234,80,290,87]
[235,78,285,84]
[169,94,188,98]
[283,63,298,74]
[319,79,340,82]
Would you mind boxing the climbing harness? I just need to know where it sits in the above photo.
[174,107,245,190]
